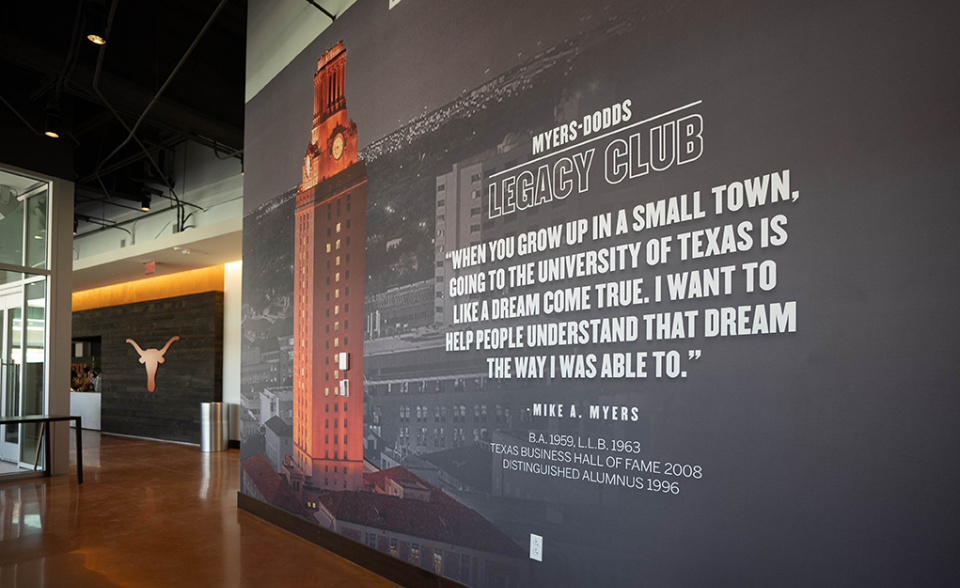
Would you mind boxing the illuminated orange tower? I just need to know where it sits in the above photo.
[293,41,366,491]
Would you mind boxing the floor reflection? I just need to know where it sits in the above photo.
[0,461,31,475]
[0,431,398,587]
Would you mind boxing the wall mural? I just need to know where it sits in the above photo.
[240,1,960,586]
[126,336,180,392]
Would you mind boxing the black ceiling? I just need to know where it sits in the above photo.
[0,0,247,223]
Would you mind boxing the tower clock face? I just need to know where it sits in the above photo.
[332,133,345,160]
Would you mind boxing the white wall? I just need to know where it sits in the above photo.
[49,175,74,475]
[223,260,243,441]
[245,0,356,102]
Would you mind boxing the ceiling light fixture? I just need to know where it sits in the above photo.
[85,1,108,45]
[140,194,151,211]
[43,95,61,139]
[73,218,79,235]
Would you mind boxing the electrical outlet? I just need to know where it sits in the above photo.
[529,533,543,561]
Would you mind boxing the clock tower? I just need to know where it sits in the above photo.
[292,40,366,493]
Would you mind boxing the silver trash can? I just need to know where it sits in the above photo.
[200,402,228,452]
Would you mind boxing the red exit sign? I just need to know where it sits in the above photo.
[145,261,155,275]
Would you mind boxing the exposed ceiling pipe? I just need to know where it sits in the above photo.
[0,92,43,137]
[303,0,337,22]
[53,1,85,98]
[91,0,230,232]
[79,139,176,185]
[212,141,243,161]
[95,0,230,175]
[0,35,243,149]
[90,0,228,231]
[73,204,182,238]
[75,213,133,237]
[76,190,152,213]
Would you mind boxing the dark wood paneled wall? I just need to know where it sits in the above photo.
[73,292,223,443]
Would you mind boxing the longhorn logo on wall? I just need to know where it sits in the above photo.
[126,336,180,392]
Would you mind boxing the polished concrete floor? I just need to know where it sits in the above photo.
[0,431,399,587]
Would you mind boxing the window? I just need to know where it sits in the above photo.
[433,552,442,575]
[366,533,377,548]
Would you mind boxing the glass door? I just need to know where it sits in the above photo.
[0,165,52,472]
[0,289,22,463]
